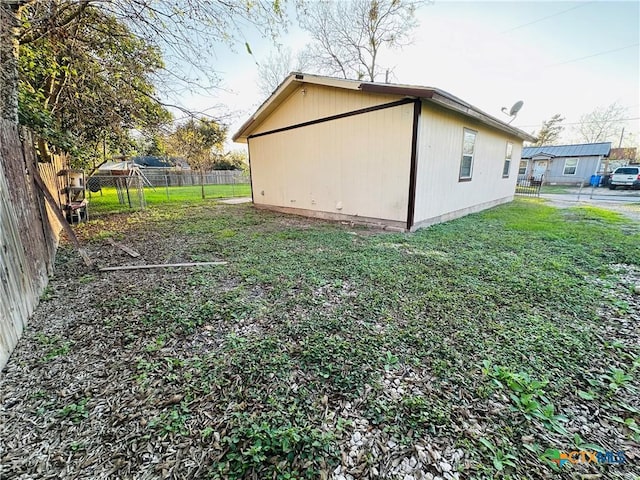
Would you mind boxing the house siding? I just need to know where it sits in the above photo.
[532,155,601,184]
[250,101,414,223]
[251,83,400,135]
[412,102,522,228]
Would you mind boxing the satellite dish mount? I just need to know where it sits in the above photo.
[501,100,524,124]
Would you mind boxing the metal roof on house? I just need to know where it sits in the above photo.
[522,142,611,159]
[233,73,536,143]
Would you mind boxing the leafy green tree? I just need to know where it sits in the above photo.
[212,150,248,171]
[0,1,25,123]
[167,118,227,199]
[2,0,287,127]
[531,114,565,146]
[135,134,169,159]
[16,4,171,165]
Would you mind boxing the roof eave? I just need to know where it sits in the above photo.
[233,73,363,142]
[361,82,535,142]
[234,73,537,143]
[427,92,537,142]
[232,74,300,142]
[359,82,436,99]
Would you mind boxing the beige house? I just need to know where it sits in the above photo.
[233,73,535,231]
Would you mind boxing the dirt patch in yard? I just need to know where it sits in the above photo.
[1,200,639,479]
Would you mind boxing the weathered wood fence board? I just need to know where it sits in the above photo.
[0,120,63,370]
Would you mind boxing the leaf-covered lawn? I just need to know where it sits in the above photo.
[1,198,638,479]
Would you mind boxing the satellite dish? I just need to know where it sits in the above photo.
[501,100,524,124]
[509,100,524,116]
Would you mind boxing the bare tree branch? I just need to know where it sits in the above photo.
[257,47,310,96]
[575,103,628,144]
[297,0,429,81]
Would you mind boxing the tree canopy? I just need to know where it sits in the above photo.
[2,0,286,166]
[166,117,228,198]
[257,48,310,96]
[18,3,170,164]
[213,150,248,171]
[531,114,564,146]
[166,118,227,169]
[576,103,627,144]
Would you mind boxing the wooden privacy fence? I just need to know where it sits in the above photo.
[0,120,64,370]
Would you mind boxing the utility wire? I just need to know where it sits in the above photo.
[515,117,640,128]
[547,43,640,67]
[502,3,593,33]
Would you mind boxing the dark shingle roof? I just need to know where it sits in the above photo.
[522,142,611,159]
[132,156,173,168]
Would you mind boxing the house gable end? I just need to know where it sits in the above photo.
[235,73,536,143]
[248,83,401,137]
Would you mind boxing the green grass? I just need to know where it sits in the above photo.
[539,185,574,194]
[88,183,251,215]
[58,198,639,478]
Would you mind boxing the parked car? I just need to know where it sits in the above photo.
[609,166,640,189]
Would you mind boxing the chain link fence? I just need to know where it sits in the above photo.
[87,169,251,216]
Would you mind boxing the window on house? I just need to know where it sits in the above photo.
[459,128,476,181]
[518,160,527,175]
[563,158,579,175]
[503,142,513,177]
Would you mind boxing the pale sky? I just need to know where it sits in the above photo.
[173,1,640,149]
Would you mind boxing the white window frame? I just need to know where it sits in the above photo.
[563,158,579,175]
[502,142,513,178]
[459,128,476,181]
[518,160,528,175]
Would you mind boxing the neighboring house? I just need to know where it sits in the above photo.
[233,73,535,231]
[97,160,138,173]
[520,142,611,185]
[133,155,172,168]
[132,156,191,169]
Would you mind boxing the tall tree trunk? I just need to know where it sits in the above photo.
[200,169,205,199]
[0,2,21,124]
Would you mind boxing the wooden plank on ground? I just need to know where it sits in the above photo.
[99,261,227,272]
[106,238,140,257]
